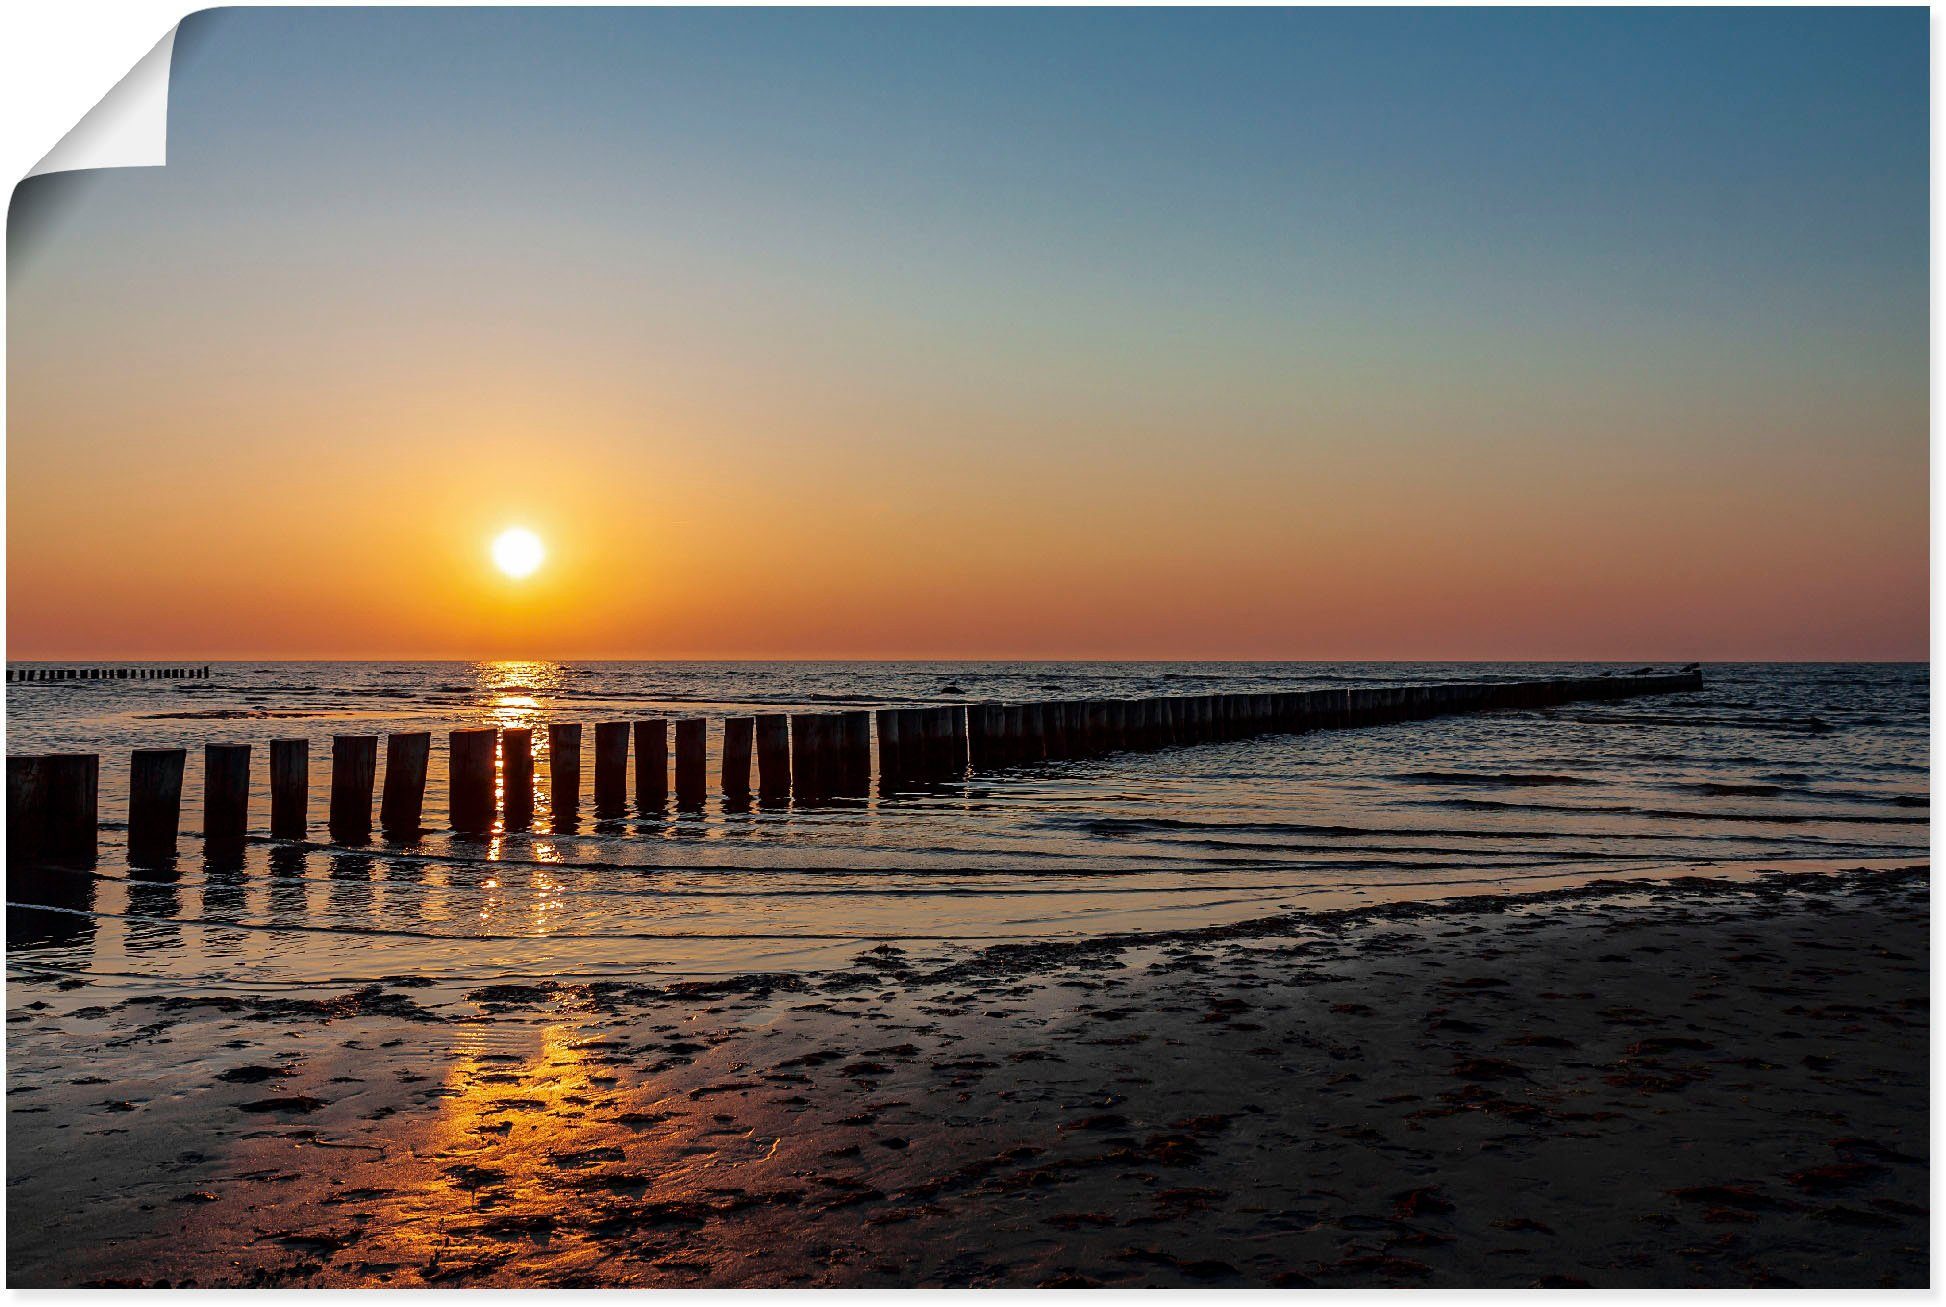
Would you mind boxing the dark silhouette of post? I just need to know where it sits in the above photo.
[548,724,582,818]
[501,728,534,830]
[7,756,48,865]
[329,735,378,841]
[380,732,431,836]
[756,714,790,800]
[594,722,630,813]
[875,708,903,787]
[204,744,251,847]
[722,717,754,797]
[633,720,668,809]
[674,718,706,808]
[128,748,186,863]
[270,738,308,838]
[34,753,96,866]
[940,706,967,777]
[839,711,872,794]
[450,729,497,833]
[789,714,822,799]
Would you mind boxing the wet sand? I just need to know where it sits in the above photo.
[8,865,1927,1287]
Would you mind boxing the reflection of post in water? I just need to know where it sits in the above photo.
[326,852,378,926]
[200,844,250,958]
[6,865,96,951]
[124,876,182,954]
[265,845,311,927]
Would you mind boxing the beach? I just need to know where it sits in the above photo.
[8,864,1926,1287]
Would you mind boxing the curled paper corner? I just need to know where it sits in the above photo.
[26,24,180,178]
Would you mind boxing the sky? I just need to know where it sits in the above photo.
[7,7,1928,661]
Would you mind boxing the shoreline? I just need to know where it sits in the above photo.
[7,863,1928,1287]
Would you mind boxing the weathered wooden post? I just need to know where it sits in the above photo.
[449,729,497,834]
[501,728,534,830]
[40,753,97,864]
[1044,702,1070,759]
[380,732,431,835]
[923,707,950,777]
[269,738,308,838]
[7,756,48,865]
[128,747,186,862]
[674,718,706,807]
[995,704,1020,766]
[633,720,668,809]
[329,735,378,840]
[902,708,932,776]
[966,703,993,769]
[839,711,872,793]
[789,713,822,798]
[204,744,251,847]
[1022,703,1048,761]
[875,708,903,787]
[722,717,754,797]
[756,714,791,799]
[594,722,630,812]
[548,724,582,816]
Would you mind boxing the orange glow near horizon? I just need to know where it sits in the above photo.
[4,385,1925,661]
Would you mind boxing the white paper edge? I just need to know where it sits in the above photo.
[25,23,178,178]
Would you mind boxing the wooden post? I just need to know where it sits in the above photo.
[502,728,534,830]
[898,708,928,776]
[594,722,630,812]
[450,729,497,833]
[269,738,308,838]
[633,720,668,809]
[548,723,582,817]
[875,708,903,787]
[1044,702,1070,759]
[966,703,993,769]
[674,718,706,807]
[789,713,821,798]
[204,743,251,846]
[839,710,872,794]
[380,732,431,835]
[722,717,754,797]
[756,714,791,799]
[949,704,968,774]
[7,756,48,865]
[329,735,378,840]
[128,747,186,862]
[1023,703,1048,761]
[37,753,98,864]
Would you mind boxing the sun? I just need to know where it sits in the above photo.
[491,527,545,579]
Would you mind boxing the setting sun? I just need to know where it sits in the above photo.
[491,527,545,579]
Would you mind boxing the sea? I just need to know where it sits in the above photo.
[3,661,1927,994]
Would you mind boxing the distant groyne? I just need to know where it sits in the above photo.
[7,669,1704,873]
[9,666,210,683]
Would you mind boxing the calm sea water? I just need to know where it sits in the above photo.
[4,662,1927,990]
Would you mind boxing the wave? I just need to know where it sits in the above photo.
[1417,796,1925,826]
[1389,770,1597,787]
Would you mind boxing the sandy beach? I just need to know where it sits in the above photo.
[8,863,1925,1288]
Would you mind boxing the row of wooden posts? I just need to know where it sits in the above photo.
[9,666,210,683]
[7,671,1703,868]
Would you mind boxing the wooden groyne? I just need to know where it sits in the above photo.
[5,669,1702,867]
[8,665,210,683]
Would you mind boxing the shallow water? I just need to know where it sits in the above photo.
[4,662,1927,992]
